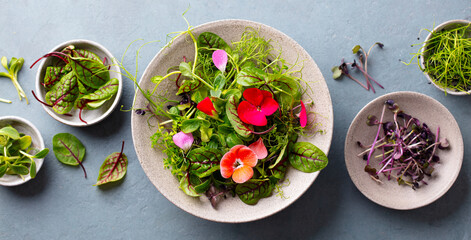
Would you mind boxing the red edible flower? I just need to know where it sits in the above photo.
[299,100,307,128]
[197,97,217,117]
[220,145,258,183]
[237,88,279,126]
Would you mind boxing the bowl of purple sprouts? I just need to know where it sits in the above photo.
[345,91,463,210]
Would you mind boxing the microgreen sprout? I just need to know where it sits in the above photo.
[1,56,28,104]
[358,99,448,189]
[332,43,384,93]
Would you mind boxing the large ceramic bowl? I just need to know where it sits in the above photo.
[0,116,46,186]
[132,19,333,222]
[345,91,463,210]
[34,39,123,127]
[420,19,471,95]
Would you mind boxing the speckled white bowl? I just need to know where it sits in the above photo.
[0,116,46,186]
[345,91,463,210]
[132,19,333,222]
[34,39,122,127]
[420,19,471,95]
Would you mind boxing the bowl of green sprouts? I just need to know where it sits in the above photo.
[131,19,333,222]
[32,39,123,126]
[0,116,49,186]
[419,20,471,95]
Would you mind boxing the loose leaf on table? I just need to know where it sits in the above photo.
[52,133,87,178]
[45,72,79,114]
[69,57,110,89]
[197,32,230,54]
[288,142,328,173]
[187,148,223,178]
[226,95,253,138]
[95,141,127,186]
[235,65,267,86]
[235,180,272,205]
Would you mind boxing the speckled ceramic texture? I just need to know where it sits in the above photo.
[420,19,471,95]
[0,116,46,186]
[345,91,463,210]
[35,39,123,127]
[131,19,333,222]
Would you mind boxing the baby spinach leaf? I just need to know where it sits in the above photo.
[226,133,244,148]
[179,173,200,197]
[289,142,328,173]
[188,148,223,178]
[235,66,267,86]
[45,72,79,114]
[197,32,230,53]
[69,57,110,89]
[235,180,272,205]
[181,119,201,133]
[52,133,87,178]
[95,141,127,186]
[226,95,253,138]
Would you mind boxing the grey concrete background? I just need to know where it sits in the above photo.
[1,1,470,239]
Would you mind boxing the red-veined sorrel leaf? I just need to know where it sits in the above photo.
[288,142,328,173]
[45,71,79,114]
[179,172,200,197]
[95,141,127,186]
[226,95,253,138]
[235,180,272,205]
[66,48,101,61]
[74,78,119,111]
[177,79,201,95]
[271,156,289,180]
[69,57,110,89]
[188,148,223,178]
[43,65,71,91]
[235,65,267,86]
[52,133,87,178]
[197,32,231,54]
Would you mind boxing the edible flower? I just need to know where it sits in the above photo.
[237,88,279,126]
[197,97,217,117]
[299,100,307,128]
[212,49,228,72]
[220,145,258,183]
[248,137,267,159]
[172,131,194,152]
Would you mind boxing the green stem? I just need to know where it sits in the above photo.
[0,97,11,103]
[192,73,215,90]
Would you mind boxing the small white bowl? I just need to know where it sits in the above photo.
[420,19,471,95]
[34,39,123,127]
[0,116,46,186]
[345,92,464,210]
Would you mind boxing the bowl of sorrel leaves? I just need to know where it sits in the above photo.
[0,116,49,186]
[33,39,123,126]
[345,91,463,210]
[419,20,471,95]
[131,19,333,222]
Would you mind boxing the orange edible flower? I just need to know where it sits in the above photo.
[220,145,258,183]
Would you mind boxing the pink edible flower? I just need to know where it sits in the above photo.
[248,137,267,159]
[212,49,228,72]
[299,100,307,128]
[172,131,194,152]
[237,88,279,126]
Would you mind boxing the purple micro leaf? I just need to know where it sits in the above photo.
[173,131,194,152]
[212,49,228,73]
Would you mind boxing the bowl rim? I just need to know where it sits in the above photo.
[344,91,464,210]
[0,116,46,186]
[34,39,123,127]
[131,19,333,222]
[420,19,471,96]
